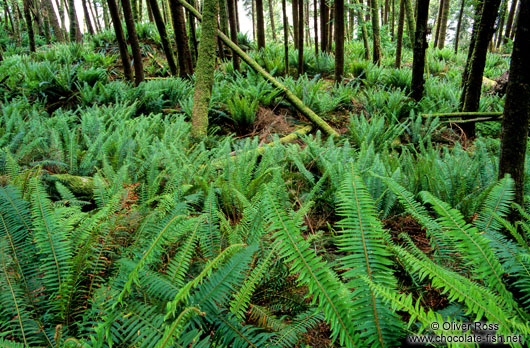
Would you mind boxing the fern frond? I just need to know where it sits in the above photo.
[476,177,514,234]
[200,185,221,260]
[166,218,201,287]
[263,186,361,348]
[272,310,325,347]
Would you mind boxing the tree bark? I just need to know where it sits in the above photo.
[169,0,194,77]
[121,0,144,85]
[293,0,298,49]
[268,0,276,40]
[327,3,333,49]
[395,0,404,67]
[81,0,95,34]
[411,0,429,101]
[355,0,370,59]
[320,0,328,52]
[509,0,518,39]
[44,0,65,41]
[148,0,177,75]
[188,4,198,63]
[454,0,465,52]
[334,0,344,82]
[282,0,289,74]
[191,0,218,139]
[438,0,450,48]
[297,0,303,76]
[107,0,133,81]
[22,0,35,51]
[227,0,240,70]
[498,0,530,206]
[494,0,507,49]
[503,0,517,43]
[68,0,81,41]
[256,0,265,48]
[460,0,501,137]
[371,0,382,63]
[433,0,443,47]
[404,0,414,45]
[313,0,318,55]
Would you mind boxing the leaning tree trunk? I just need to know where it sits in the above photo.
[169,0,194,77]
[460,0,501,137]
[411,0,429,101]
[297,0,303,76]
[107,0,133,81]
[355,0,370,59]
[371,0,382,63]
[227,0,240,70]
[191,0,218,139]
[268,0,276,40]
[334,0,344,82]
[44,0,65,41]
[148,0,177,75]
[256,0,265,48]
[282,0,289,74]
[81,0,95,34]
[503,0,517,44]
[395,0,404,67]
[121,0,144,85]
[454,0,465,52]
[320,0,328,52]
[438,0,450,48]
[404,0,415,45]
[22,0,35,51]
[498,0,529,206]
[313,0,318,56]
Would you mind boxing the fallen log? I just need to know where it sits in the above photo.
[178,0,339,137]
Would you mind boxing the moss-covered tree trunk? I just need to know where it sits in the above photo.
[438,0,450,48]
[395,0,404,67]
[334,0,344,82]
[169,0,194,77]
[503,0,517,44]
[411,0,429,101]
[433,0,443,47]
[121,0,144,85]
[191,0,218,139]
[297,0,303,76]
[268,0,276,40]
[460,0,501,137]
[371,0,382,63]
[403,0,414,45]
[454,0,465,52]
[81,0,95,34]
[227,0,240,70]
[282,0,289,74]
[354,0,370,59]
[148,0,178,75]
[498,0,529,206]
[320,0,328,52]
[44,0,65,41]
[107,0,133,81]
[89,0,102,32]
[256,0,265,48]
[22,0,35,51]
[494,0,507,49]
[188,4,198,63]
[327,2,333,49]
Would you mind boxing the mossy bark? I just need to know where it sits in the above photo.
[22,0,35,51]
[180,0,338,136]
[438,0,450,48]
[68,0,81,42]
[149,0,178,75]
[107,0,133,80]
[411,0,429,101]
[121,0,145,85]
[494,0,507,49]
[355,0,370,60]
[371,0,382,64]
[334,0,344,82]
[269,0,276,40]
[395,0,404,67]
[190,0,218,140]
[498,0,530,205]
[454,0,465,52]
[433,0,443,47]
[403,0,414,46]
[44,0,65,41]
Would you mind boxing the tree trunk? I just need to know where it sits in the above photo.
[460,0,501,137]
[188,4,198,63]
[494,0,507,49]
[384,0,389,23]
[146,0,154,21]
[235,0,239,31]
[256,0,265,48]
[121,0,144,85]
[219,0,228,34]
[438,0,450,48]
[44,0,65,41]
[252,0,256,40]
[355,0,370,59]
[371,0,382,63]
[509,0,519,39]
[89,0,102,32]
[227,0,240,70]
[68,0,81,41]
[107,0,133,81]
[292,0,298,49]
[390,0,394,38]
[503,0,517,43]
[22,0,35,51]
[411,0,429,101]
[395,0,404,67]
[130,0,137,21]
[313,0,318,55]
[304,0,309,45]
[169,0,194,77]
[433,0,444,47]
[191,0,218,139]
[138,0,142,21]
[268,0,276,40]
[320,0,327,52]
[334,0,344,82]
[148,0,177,75]
[454,0,465,52]
[327,3,333,49]
[82,0,95,34]
[282,0,289,73]
[404,0,414,45]
[498,0,529,206]
[297,0,303,76]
